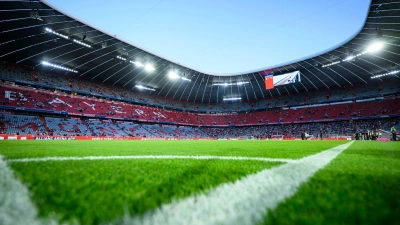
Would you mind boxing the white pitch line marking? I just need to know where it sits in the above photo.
[0,155,57,225]
[7,155,296,163]
[112,141,354,225]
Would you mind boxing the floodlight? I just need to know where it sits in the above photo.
[45,28,69,39]
[371,70,399,79]
[144,64,155,72]
[223,97,241,101]
[41,61,77,73]
[366,41,384,53]
[130,61,144,67]
[73,39,91,48]
[117,56,127,61]
[181,77,191,81]
[322,61,340,67]
[135,84,155,91]
[168,71,180,79]
[344,55,355,62]
[236,81,249,85]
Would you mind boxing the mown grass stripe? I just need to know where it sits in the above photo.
[7,155,296,163]
[114,141,354,225]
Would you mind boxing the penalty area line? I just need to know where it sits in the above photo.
[6,155,296,163]
[113,141,355,225]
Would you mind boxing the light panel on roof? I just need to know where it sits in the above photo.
[144,64,155,72]
[223,97,241,101]
[135,84,155,91]
[73,39,91,48]
[371,70,399,79]
[45,28,69,40]
[213,81,249,86]
[322,61,340,67]
[168,71,180,79]
[117,56,127,61]
[130,61,144,67]
[366,41,384,53]
[41,61,77,73]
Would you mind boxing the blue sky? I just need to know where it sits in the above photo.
[46,0,370,75]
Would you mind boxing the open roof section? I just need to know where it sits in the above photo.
[44,0,370,76]
[0,0,399,103]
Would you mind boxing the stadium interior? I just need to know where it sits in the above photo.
[0,0,399,140]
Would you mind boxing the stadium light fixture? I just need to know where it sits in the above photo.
[341,40,384,63]
[73,39,91,48]
[212,82,249,86]
[213,83,227,86]
[117,56,127,61]
[344,55,355,62]
[168,71,180,79]
[371,70,399,79]
[342,52,365,62]
[130,61,144,67]
[135,84,155,91]
[45,28,69,40]
[181,77,191,81]
[144,64,155,72]
[366,41,384,53]
[41,61,77,73]
[223,97,241,101]
[322,61,340,67]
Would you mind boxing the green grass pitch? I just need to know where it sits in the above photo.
[1,140,399,225]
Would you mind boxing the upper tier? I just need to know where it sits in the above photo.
[1,83,399,127]
[0,0,399,103]
[1,62,399,114]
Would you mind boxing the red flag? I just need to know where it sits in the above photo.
[265,75,274,90]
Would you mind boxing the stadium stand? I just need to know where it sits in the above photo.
[1,114,46,135]
[45,117,92,136]
[1,83,399,126]
[1,61,400,140]
[86,120,127,137]
[2,62,400,113]
[1,112,398,140]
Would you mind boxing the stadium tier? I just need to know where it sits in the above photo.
[1,83,399,126]
[1,112,399,140]
[1,62,400,113]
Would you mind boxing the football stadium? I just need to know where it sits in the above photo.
[0,0,400,224]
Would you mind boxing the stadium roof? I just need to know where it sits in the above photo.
[1,0,399,103]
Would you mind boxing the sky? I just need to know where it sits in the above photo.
[46,0,370,75]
